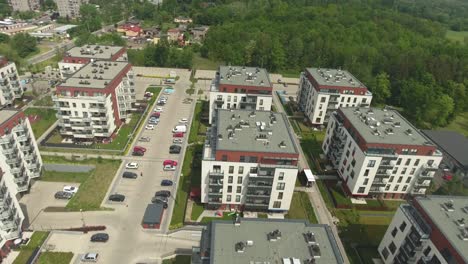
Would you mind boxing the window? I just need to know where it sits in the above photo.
[227,186,232,193]
[74,111,78,116]
[229,166,234,174]
[346,150,350,157]
[240,156,245,162]
[414,159,420,166]
[357,187,365,193]
[389,242,397,254]
[277,182,285,190]
[72,103,76,107]
[397,176,403,183]
[381,248,389,260]
[347,97,351,102]
[402,185,408,192]
[389,176,395,182]
[227,95,231,101]
[399,221,407,232]
[364,169,370,176]
[227,103,230,108]
[319,104,323,110]
[367,160,376,167]
[226,195,231,202]
[81,103,86,108]
[393,185,399,191]
[273,201,282,208]
[278,192,283,199]
[392,168,398,174]
[278,172,284,180]
[350,170,355,179]
[315,118,321,123]
[320,97,326,102]
[363,179,369,185]
[385,185,390,191]
[234,96,237,102]
[238,166,244,174]
[222,155,227,161]
[391,227,398,237]
[228,176,233,183]
[396,158,402,165]
[405,159,411,166]
[353,97,357,103]
[259,99,263,105]
[237,176,243,184]
[401,168,407,174]
[236,186,242,193]
[217,95,222,100]
[406,177,412,183]
[410,168,415,175]
[351,159,356,167]
[423,246,431,256]
[250,167,258,174]
[236,195,241,202]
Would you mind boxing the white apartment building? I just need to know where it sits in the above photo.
[297,68,372,125]
[202,109,300,211]
[0,110,43,251]
[53,61,136,140]
[8,0,40,11]
[58,45,127,79]
[378,196,468,264]
[209,66,273,124]
[322,107,442,199]
[0,57,23,107]
[55,0,89,18]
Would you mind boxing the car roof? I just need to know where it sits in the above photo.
[86,253,98,257]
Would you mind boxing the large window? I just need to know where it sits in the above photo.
[399,221,407,232]
[277,183,285,190]
[273,201,281,208]
[238,166,244,174]
[389,242,396,254]
[226,195,231,202]
[227,186,232,193]
[229,166,234,173]
[367,160,376,167]
[228,176,233,184]
[381,248,389,260]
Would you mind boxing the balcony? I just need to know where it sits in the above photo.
[422,163,438,171]
[375,169,392,177]
[209,180,223,186]
[247,181,273,188]
[369,187,385,193]
[91,116,107,121]
[207,198,222,204]
[415,180,430,187]
[245,201,269,209]
[20,144,32,152]
[379,160,396,168]
[92,123,110,129]
[246,191,270,198]
[419,171,435,178]
[0,209,13,220]
[208,171,224,177]
[372,180,387,186]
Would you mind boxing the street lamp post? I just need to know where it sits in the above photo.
[80,209,86,227]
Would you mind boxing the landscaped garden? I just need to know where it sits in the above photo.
[24,108,57,139]
[13,231,49,264]
[285,191,318,223]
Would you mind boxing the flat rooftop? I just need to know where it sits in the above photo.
[218,66,272,88]
[421,130,468,168]
[215,109,298,154]
[306,68,366,89]
[59,61,129,89]
[0,110,19,124]
[340,107,434,146]
[209,218,344,264]
[65,45,124,60]
[416,196,468,262]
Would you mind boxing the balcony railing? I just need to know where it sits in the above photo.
[208,171,224,177]
[422,163,438,171]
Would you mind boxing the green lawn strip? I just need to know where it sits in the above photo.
[41,156,121,211]
[33,95,54,107]
[285,191,318,223]
[13,231,49,264]
[191,202,204,221]
[162,255,192,264]
[188,102,203,143]
[95,112,143,150]
[37,252,74,264]
[258,213,268,218]
[316,181,334,208]
[192,53,222,70]
[445,30,468,44]
[200,212,234,224]
[41,169,91,183]
[438,111,468,136]
[24,108,57,139]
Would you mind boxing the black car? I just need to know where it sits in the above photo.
[155,190,171,198]
[122,171,138,179]
[152,197,168,208]
[169,145,181,154]
[90,233,109,242]
[132,151,144,156]
[161,179,173,186]
[54,191,73,200]
[109,194,125,202]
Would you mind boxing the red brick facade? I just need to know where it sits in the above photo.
[215,150,299,166]
[0,111,25,137]
[218,84,273,95]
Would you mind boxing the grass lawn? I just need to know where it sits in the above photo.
[24,108,57,139]
[162,255,191,264]
[188,102,206,143]
[316,181,334,208]
[200,212,234,224]
[95,112,143,151]
[41,156,121,211]
[191,202,205,221]
[278,70,300,78]
[13,231,49,264]
[285,191,318,223]
[258,213,268,218]
[33,95,54,107]
[41,169,92,183]
[37,252,73,264]
[193,53,222,70]
[439,111,468,136]
[446,30,468,44]
[170,144,203,229]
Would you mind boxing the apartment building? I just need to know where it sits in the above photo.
[53,61,136,140]
[201,109,299,211]
[192,218,344,264]
[209,66,273,124]
[379,196,468,264]
[55,0,88,19]
[0,110,43,252]
[0,57,23,107]
[8,0,40,11]
[322,107,442,199]
[58,45,127,79]
[297,68,372,125]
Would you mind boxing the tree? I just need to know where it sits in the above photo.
[11,33,37,57]
[79,4,102,33]
[371,72,391,104]
[0,33,9,43]
[42,0,57,10]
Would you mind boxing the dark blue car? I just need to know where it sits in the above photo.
[161,180,173,186]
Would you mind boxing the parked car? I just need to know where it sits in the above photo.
[154,107,163,113]
[134,146,147,152]
[173,132,184,138]
[163,164,176,171]
[90,233,109,242]
[172,125,187,133]
[139,136,150,142]
[125,162,139,169]
[81,253,99,262]
[63,186,79,194]
[163,160,178,166]
[169,145,181,154]
[173,138,183,144]
[161,179,173,186]
[155,190,171,198]
[145,124,155,130]
[109,194,125,202]
[54,191,73,200]
[442,173,453,181]
[178,118,188,124]
[152,196,168,203]
[132,150,144,156]
[148,118,159,125]
[152,198,168,208]
[152,112,161,118]
[122,171,138,179]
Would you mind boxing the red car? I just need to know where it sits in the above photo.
[133,146,147,153]
[163,160,178,166]
[442,173,453,181]
[173,132,184,138]
[151,112,161,118]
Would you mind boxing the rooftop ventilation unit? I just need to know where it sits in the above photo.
[385,128,394,135]
[405,129,413,136]
[305,232,317,245]
[279,141,286,148]
[443,200,455,212]
[304,259,316,264]
[393,122,401,128]
[235,242,245,253]
[309,244,321,259]
[463,206,468,214]
[249,111,256,117]
[228,131,234,139]
[460,228,468,241]
[456,218,465,227]
[268,229,282,241]
[372,129,380,136]
[218,134,223,140]
[231,114,236,120]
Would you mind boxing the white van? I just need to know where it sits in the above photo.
[172,125,187,133]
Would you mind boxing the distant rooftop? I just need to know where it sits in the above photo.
[218,66,272,88]
[54,24,77,33]
[306,68,366,89]
[416,196,468,262]
[214,109,298,154]
[421,130,468,168]
[0,110,19,125]
[59,61,129,89]
[208,218,344,264]
[339,107,434,146]
[65,45,124,60]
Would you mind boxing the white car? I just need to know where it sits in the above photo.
[173,138,183,144]
[63,186,79,194]
[81,252,99,262]
[179,118,188,124]
[154,107,163,113]
[125,162,139,169]
[163,165,176,171]
[145,124,155,130]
